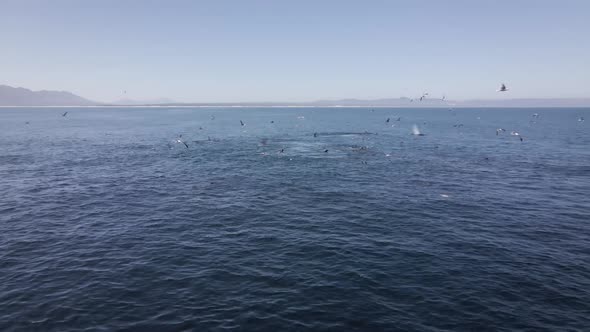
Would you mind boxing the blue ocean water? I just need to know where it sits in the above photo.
[0,107,589,331]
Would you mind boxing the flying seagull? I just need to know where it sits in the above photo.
[497,83,508,92]
[176,139,189,148]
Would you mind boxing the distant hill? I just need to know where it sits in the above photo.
[1,84,588,107]
[111,98,176,105]
[131,98,590,108]
[0,85,97,106]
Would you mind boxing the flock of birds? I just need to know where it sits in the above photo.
[40,83,585,153]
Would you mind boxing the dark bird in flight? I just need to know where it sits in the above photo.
[240,120,245,126]
[386,118,390,123]
[497,83,508,92]
[62,111,68,117]
[324,149,329,153]
[313,132,318,137]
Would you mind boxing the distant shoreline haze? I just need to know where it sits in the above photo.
[1,85,589,108]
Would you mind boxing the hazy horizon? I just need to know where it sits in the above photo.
[2,0,589,103]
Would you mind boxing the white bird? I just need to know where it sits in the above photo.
[497,83,508,92]
[496,128,506,135]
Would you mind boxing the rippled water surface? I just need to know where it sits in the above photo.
[1,107,589,331]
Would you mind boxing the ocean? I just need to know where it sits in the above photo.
[1,107,589,331]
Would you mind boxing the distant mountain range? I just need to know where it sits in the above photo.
[0,85,96,106]
[111,98,176,105]
[1,84,589,107]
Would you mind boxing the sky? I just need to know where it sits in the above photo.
[1,0,589,103]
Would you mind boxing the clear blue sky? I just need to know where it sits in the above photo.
[1,0,589,102]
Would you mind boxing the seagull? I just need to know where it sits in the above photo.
[240,120,245,126]
[496,128,506,135]
[270,120,274,123]
[210,115,216,120]
[62,111,68,117]
[453,124,464,127]
[313,132,318,137]
[324,149,329,153]
[510,131,524,141]
[579,116,585,122]
[532,113,540,118]
[176,136,189,148]
[497,83,508,92]
[386,117,390,123]
[279,148,284,153]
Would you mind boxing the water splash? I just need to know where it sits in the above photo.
[412,124,421,136]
